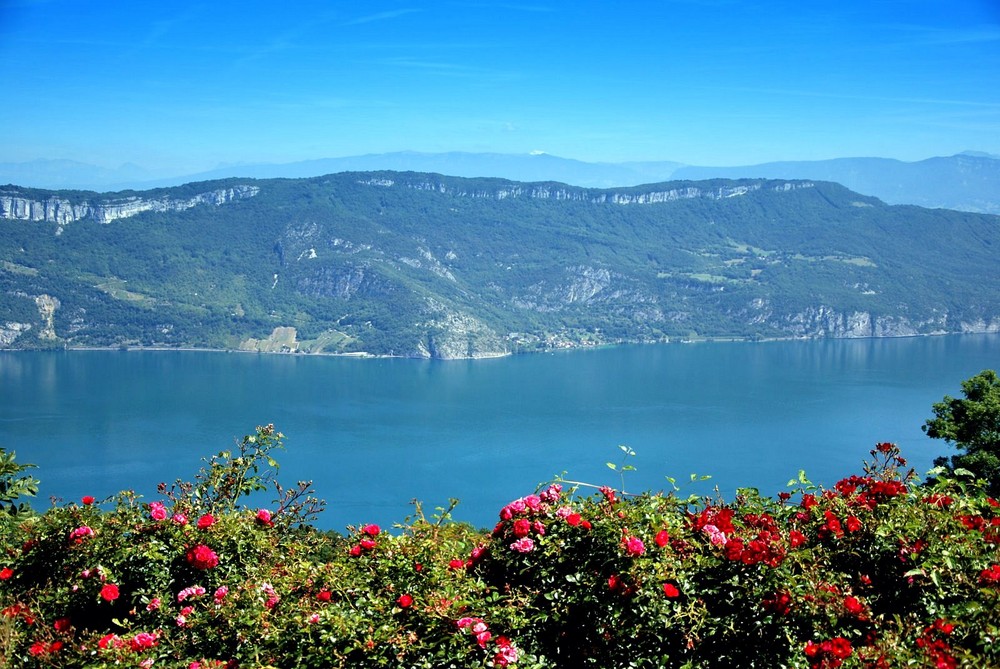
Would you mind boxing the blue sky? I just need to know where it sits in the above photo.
[1,0,998,174]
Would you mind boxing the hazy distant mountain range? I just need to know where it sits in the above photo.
[2,151,998,213]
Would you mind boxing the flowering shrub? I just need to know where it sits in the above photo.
[1,430,999,668]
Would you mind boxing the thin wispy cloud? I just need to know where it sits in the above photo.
[887,23,1000,46]
[718,86,1000,109]
[344,9,422,26]
[375,56,519,81]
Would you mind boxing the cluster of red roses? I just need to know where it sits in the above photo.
[803,636,853,669]
[915,618,958,669]
[690,506,789,567]
[348,523,381,556]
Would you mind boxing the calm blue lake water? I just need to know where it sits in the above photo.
[1,335,997,532]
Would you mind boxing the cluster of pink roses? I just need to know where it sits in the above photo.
[494,485,568,553]
[98,629,160,653]
[456,616,520,667]
[68,525,94,544]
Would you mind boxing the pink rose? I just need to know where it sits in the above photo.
[149,502,168,521]
[624,536,645,556]
[69,526,94,543]
[256,508,273,526]
[362,523,380,536]
[129,631,158,651]
[186,544,219,570]
[510,537,535,553]
[523,495,542,512]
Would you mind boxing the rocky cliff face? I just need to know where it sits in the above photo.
[767,304,1000,338]
[358,177,814,205]
[416,300,509,359]
[0,185,259,225]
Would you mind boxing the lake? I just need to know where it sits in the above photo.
[1,334,997,532]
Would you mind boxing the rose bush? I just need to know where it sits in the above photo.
[1,428,999,668]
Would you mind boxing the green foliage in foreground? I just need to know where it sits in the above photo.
[2,429,1000,668]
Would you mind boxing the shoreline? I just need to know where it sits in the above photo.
[3,329,998,360]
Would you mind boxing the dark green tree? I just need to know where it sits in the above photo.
[924,369,1000,494]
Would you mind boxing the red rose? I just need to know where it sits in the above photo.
[362,523,380,536]
[566,513,582,526]
[54,617,71,632]
[448,558,465,570]
[186,544,219,570]
[0,567,12,580]
[81,496,95,505]
[846,515,862,532]
[512,518,531,538]
[662,583,680,598]
[844,596,864,616]
[829,637,853,659]
[655,530,670,547]
[359,538,376,551]
[349,544,362,557]
[933,618,954,634]
[316,590,332,602]
[98,634,122,650]
[397,593,413,608]
[100,584,120,602]
[196,514,216,530]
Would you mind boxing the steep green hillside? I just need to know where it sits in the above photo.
[1,173,998,357]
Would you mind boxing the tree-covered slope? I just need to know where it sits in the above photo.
[1,173,998,357]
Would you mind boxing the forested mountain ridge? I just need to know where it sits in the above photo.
[1,172,998,358]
